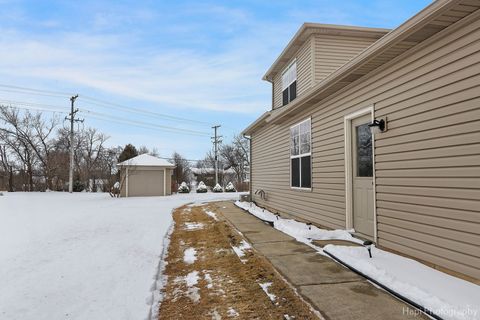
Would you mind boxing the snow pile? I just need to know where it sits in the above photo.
[178,181,190,193]
[213,183,224,193]
[196,181,208,193]
[259,282,276,302]
[203,208,219,221]
[174,271,200,303]
[324,245,480,320]
[210,309,222,320]
[227,307,239,317]
[231,240,252,259]
[204,272,213,289]
[235,201,361,244]
[183,248,197,264]
[225,182,236,192]
[184,222,204,230]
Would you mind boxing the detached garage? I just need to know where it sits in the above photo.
[117,154,175,197]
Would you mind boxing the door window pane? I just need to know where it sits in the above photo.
[291,158,300,187]
[356,123,373,177]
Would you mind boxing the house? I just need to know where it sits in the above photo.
[117,154,175,197]
[243,0,480,281]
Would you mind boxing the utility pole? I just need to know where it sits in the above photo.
[66,95,83,193]
[211,125,222,185]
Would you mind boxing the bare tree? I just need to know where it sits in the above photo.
[172,152,191,187]
[80,128,109,191]
[0,145,15,191]
[0,106,38,191]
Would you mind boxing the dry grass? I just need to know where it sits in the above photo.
[158,203,319,319]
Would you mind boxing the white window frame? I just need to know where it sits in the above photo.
[290,117,312,190]
[282,60,297,91]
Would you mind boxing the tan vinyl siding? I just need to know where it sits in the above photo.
[272,37,313,109]
[313,35,378,83]
[120,166,170,197]
[251,11,480,279]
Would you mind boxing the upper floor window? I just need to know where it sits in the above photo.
[290,118,311,189]
[282,61,297,106]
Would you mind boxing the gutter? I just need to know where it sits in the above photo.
[241,111,271,136]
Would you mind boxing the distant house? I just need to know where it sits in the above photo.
[117,154,175,197]
[243,0,480,280]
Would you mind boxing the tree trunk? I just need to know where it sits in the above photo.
[8,167,14,192]
[27,164,33,192]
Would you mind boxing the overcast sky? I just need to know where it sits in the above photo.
[0,0,431,160]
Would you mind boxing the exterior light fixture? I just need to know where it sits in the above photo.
[363,240,373,258]
[368,117,387,134]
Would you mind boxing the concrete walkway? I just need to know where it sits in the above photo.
[215,201,426,320]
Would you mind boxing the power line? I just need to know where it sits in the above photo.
[0,99,69,112]
[79,95,212,125]
[82,112,209,137]
[0,83,213,126]
[80,109,210,136]
[0,102,67,114]
[0,99,211,137]
[0,84,73,97]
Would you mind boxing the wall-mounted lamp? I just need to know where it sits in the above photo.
[368,117,387,134]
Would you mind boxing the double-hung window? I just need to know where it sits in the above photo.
[282,61,297,106]
[290,118,311,189]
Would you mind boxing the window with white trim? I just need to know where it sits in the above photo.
[282,61,297,106]
[290,118,311,189]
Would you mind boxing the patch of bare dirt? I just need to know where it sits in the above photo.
[158,203,319,319]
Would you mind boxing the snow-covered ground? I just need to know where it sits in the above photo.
[235,201,480,320]
[0,192,243,320]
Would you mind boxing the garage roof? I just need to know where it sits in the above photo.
[117,154,175,167]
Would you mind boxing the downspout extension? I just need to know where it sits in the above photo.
[323,250,443,320]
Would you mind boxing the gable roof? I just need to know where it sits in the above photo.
[244,0,479,135]
[117,154,175,167]
[263,23,390,82]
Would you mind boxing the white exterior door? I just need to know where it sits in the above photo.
[351,114,374,240]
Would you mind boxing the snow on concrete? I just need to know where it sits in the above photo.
[0,191,244,320]
[324,245,480,320]
[235,201,362,244]
[183,247,197,265]
[259,282,276,303]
